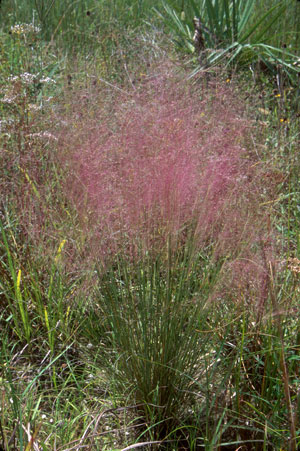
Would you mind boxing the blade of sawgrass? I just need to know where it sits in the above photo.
[204,0,219,39]
[188,0,202,18]
[233,0,239,41]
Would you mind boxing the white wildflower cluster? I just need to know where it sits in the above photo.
[28,103,42,112]
[40,76,56,84]
[8,73,56,86]
[0,119,14,131]
[8,75,19,82]
[20,72,37,85]
[26,131,58,141]
[8,72,37,85]
[1,94,17,104]
[10,23,41,36]
[288,257,300,274]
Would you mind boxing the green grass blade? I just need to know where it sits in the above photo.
[239,3,286,43]
[237,0,254,37]
[222,0,232,41]
[189,0,201,18]
[205,0,220,39]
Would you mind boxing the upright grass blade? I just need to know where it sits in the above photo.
[0,219,31,343]
[158,3,195,52]
[239,3,286,44]
[95,237,224,437]
[237,0,254,37]
[205,0,220,39]
[223,0,231,42]
[2,339,74,451]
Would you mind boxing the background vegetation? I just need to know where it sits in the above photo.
[0,0,299,450]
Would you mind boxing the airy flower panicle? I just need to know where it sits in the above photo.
[59,65,269,274]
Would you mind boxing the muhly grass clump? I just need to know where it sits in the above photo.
[59,64,274,298]
[1,54,298,448]
[53,65,292,444]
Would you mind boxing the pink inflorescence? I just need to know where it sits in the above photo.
[60,69,267,264]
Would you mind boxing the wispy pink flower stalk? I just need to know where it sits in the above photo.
[59,64,275,299]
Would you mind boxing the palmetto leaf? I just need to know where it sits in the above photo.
[160,0,299,79]
[156,3,195,52]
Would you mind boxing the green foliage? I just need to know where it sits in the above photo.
[95,240,222,437]
[1,218,31,343]
[251,0,300,50]
[0,0,158,51]
[159,0,300,80]
[0,0,299,449]
[0,213,81,354]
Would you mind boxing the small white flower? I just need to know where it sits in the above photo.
[8,75,19,82]
[40,77,56,84]
[42,414,47,419]
[11,23,41,35]
[26,131,58,141]
[28,103,41,112]
[20,72,37,85]
[1,95,17,104]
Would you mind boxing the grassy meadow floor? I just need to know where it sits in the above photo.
[0,1,300,450]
